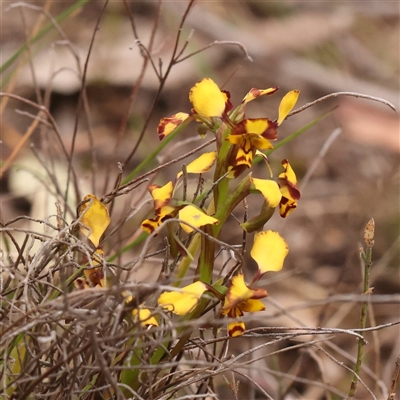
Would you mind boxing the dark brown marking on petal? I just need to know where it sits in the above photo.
[231,121,247,135]
[261,121,278,140]
[229,323,245,337]
[280,198,297,218]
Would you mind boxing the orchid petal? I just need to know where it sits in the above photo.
[189,78,226,118]
[251,178,282,208]
[228,321,246,337]
[178,205,219,234]
[177,151,217,178]
[240,298,266,313]
[277,90,300,125]
[148,181,174,211]
[78,194,110,247]
[242,87,278,104]
[132,308,158,327]
[158,112,190,140]
[158,281,208,315]
[251,231,289,274]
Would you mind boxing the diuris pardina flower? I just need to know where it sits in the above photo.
[157,77,299,179]
[227,89,300,177]
[76,195,158,327]
[221,274,268,337]
[220,230,289,337]
[157,78,232,139]
[141,179,219,235]
[156,230,288,336]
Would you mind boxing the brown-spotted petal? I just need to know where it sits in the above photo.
[158,112,190,140]
[242,87,278,104]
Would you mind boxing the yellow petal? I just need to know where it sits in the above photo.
[223,274,256,309]
[244,119,271,135]
[132,308,158,327]
[78,194,111,247]
[233,137,253,169]
[248,135,274,150]
[226,134,243,145]
[277,90,299,125]
[178,205,219,234]
[279,198,297,218]
[240,299,265,312]
[228,321,246,337]
[279,159,300,201]
[158,112,190,140]
[177,151,217,179]
[141,216,161,234]
[148,181,173,211]
[242,87,278,104]
[158,281,208,315]
[250,231,289,274]
[251,178,282,208]
[189,78,226,118]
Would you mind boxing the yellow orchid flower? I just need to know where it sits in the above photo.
[141,181,175,234]
[78,194,111,248]
[226,90,300,176]
[157,78,232,140]
[221,274,268,337]
[189,78,228,119]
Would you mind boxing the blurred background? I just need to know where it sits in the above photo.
[1,1,399,399]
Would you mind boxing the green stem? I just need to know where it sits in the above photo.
[212,174,252,237]
[347,246,372,398]
[174,233,201,286]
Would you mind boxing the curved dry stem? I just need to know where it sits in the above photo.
[176,39,253,64]
[288,91,397,118]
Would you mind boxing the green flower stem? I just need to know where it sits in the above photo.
[240,203,275,233]
[212,174,252,237]
[213,123,232,208]
[174,233,201,286]
[347,221,374,399]
[197,225,215,284]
